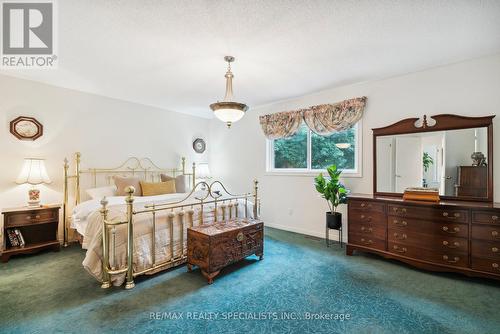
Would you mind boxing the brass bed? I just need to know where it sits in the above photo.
[62,152,259,289]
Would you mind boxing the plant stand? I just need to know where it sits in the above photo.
[326,224,343,248]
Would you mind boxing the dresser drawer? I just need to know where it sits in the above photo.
[471,257,500,275]
[388,205,468,223]
[387,216,468,239]
[471,240,500,260]
[388,242,468,267]
[349,222,386,240]
[472,210,500,225]
[5,209,58,227]
[348,200,385,214]
[471,225,500,242]
[387,228,468,254]
[348,211,386,226]
[348,233,385,251]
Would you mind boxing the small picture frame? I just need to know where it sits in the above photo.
[9,116,43,141]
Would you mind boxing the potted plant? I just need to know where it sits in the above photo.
[423,152,434,172]
[314,165,348,230]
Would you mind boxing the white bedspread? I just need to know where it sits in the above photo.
[71,193,197,242]
[73,192,254,285]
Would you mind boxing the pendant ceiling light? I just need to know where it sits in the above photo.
[210,56,248,128]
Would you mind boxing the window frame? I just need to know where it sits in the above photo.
[266,121,363,177]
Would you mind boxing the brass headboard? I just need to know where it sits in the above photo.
[62,152,196,246]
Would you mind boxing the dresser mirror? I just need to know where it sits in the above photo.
[373,114,494,202]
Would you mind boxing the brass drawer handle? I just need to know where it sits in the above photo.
[393,207,407,214]
[360,203,372,208]
[492,247,498,253]
[442,240,460,248]
[26,215,32,220]
[442,226,460,234]
[492,215,498,221]
[393,220,408,227]
[360,215,372,222]
[35,215,40,219]
[393,233,407,240]
[492,231,499,239]
[236,232,244,242]
[442,212,460,219]
[493,263,499,270]
[360,226,373,233]
[442,255,460,263]
[360,238,373,245]
[392,245,407,253]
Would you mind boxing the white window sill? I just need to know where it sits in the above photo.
[264,170,363,178]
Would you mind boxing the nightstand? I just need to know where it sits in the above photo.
[1,204,61,262]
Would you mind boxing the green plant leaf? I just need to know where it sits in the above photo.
[313,164,349,211]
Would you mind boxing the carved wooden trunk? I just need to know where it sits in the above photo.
[187,218,264,284]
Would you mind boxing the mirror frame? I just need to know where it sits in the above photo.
[373,114,495,202]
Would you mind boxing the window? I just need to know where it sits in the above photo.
[267,121,361,176]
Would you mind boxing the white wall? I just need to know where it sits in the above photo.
[376,137,394,192]
[0,75,210,242]
[421,133,444,189]
[209,54,500,240]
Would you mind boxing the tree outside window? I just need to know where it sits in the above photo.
[270,122,359,173]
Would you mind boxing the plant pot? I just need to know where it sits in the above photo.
[326,212,342,230]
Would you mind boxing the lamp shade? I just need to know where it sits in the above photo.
[213,106,246,124]
[16,158,51,185]
[196,163,211,179]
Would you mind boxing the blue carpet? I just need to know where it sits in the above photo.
[1,227,499,334]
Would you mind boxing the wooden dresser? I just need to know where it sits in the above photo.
[187,218,264,284]
[347,195,500,280]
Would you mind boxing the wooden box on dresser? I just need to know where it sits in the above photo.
[347,195,500,280]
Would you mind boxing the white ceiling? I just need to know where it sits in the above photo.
[2,0,500,118]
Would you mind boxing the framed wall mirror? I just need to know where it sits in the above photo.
[373,114,495,202]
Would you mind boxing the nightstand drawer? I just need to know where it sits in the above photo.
[5,209,58,227]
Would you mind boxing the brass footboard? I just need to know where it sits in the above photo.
[99,180,259,289]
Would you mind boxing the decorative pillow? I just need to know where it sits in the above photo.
[85,185,117,199]
[114,176,142,196]
[140,180,176,196]
[160,174,191,193]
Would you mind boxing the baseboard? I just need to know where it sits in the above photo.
[265,222,340,242]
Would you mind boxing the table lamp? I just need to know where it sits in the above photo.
[196,163,211,181]
[15,158,51,207]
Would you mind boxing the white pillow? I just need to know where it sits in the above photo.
[85,185,117,199]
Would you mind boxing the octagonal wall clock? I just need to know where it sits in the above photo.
[9,116,43,141]
[192,138,206,154]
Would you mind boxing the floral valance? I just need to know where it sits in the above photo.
[258,110,303,140]
[259,96,367,139]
